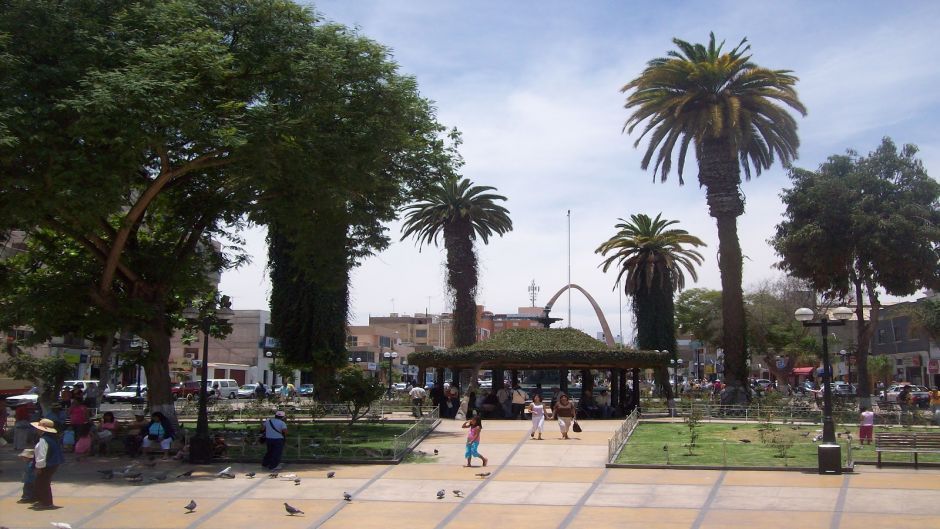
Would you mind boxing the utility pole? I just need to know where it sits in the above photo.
[528,280,539,307]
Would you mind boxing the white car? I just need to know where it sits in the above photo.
[884,384,930,405]
[392,382,408,392]
[5,389,38,408]
[105,385,147,403]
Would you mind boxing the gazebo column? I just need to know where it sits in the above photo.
[510,369,519,387]
[631,368,641,413]
[618,369,628,414]
[435,368,444,386]
[610,369,620,415]
[492,369,505,390]
[417,367,426,388]
[451,367,461,395]
[581,369,594,393]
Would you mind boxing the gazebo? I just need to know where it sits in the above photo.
[408,328,670,415]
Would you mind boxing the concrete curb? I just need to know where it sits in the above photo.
[606,462,855,473]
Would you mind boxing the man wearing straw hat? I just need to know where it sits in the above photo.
[31,418,63,510]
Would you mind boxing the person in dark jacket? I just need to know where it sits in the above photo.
[31,418,64,510]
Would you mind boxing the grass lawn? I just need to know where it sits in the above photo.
[616,422,847,467]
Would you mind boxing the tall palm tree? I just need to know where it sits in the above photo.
[621,33,806,402]
[596,213,705,368]
[401,176,513,348]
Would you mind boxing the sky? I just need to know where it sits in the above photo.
[219,0,940,341]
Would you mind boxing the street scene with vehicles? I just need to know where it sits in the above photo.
[1,1,940,528]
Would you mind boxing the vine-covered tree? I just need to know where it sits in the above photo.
[771,138,940,406]
[401,177,513,348]
[622,33,807,403]
[596,213,704,403]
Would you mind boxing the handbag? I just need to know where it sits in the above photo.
[572,421,582,433]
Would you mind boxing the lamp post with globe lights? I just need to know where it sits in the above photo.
[384,350,398,397]
[182,295,234,464]
[795,306,853,474]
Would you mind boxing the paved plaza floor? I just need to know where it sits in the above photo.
[2,419,939,529]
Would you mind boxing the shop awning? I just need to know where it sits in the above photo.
[791,367,815,376]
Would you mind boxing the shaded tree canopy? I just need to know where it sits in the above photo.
[771,137,940,402]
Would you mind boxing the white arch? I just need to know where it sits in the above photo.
[544,284,616,348]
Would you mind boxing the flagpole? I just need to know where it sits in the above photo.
[567,209,571,328]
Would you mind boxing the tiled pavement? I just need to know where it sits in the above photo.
[1,419,939,528]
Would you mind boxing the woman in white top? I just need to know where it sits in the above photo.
[528,394,551,440]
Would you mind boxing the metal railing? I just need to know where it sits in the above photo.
[392,406,441,459]
[607,408,639,464]
[636,402,935,427]
[617,439,855,468]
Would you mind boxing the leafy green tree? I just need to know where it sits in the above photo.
[904,297,940,350]
[744,277,818,380]
[675,288,723,351]
[334,366,386,425]
[622,33,807,403]
[772,138,940,406]
[401,176,513,348]
[0,1,453,419]
[867,354,894,393]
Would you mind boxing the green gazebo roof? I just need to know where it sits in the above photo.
[407,328,669,370]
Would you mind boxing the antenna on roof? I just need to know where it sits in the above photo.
[528,280,540,307]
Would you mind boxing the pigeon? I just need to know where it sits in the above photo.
[433,449,439,455]
[452,490,463,498]
[177,470,194,478]
[126,475,143,483]
[284,503,304,516]
[216,466,232,477]
[185,500,197,513]
[125,471,142,479]
[731,426,738,431]
[269,472,279,479]
[436,489,445,499]
[99,469,114,480]
[280,473,297,479]
[245,472,256,478]
[150,471,168,482]
[800,432,810,437]
[343,492,352,502]
[294,478,301,485]
[50,524,72,529]
[219,473,235,479]
[662,445,668,451]
[326,471,335,478]
[474,472,491,478]
[739,439,752,443]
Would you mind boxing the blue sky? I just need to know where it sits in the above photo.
[220,0,940,341]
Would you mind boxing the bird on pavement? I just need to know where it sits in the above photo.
[216,466,232,477]
[125,471,142,480]
[436,489,445,499]
[326,471,335,478]
[245,472,256,479]
[98,469,114,480]
[434,449,439,455]
[184,500,197,513]
[284,503,304,516]
[474,472,491,478]
[343,492,352,502]
[294,479,301,486]
[126,475,143,483]
[50,524,72,529]
[280,473,297,479]
[452,490,463,498]
[269,472,279,479]
[739,439,752,443]
[177,470,194,478]
[150,472,168,482]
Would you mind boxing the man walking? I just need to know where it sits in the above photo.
[409,385,427,417]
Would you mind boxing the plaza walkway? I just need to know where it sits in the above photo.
[2,418,939,528]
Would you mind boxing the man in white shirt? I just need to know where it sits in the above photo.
[496,385,512,418]
[510,385,528,420]
[409,385,427,417]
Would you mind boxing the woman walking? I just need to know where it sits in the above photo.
[31,418,63,510]
[461,416,488,467]
[528,394,551,440]
[554,394,576,440]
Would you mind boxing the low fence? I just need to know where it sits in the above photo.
[607,409,639,464]
[616,439,855,468]
[100,400,435,422]
[639,401,935,427]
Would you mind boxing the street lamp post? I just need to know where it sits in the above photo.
[183,295,234,464]
[384,350,398,397]
[795,306,853,474]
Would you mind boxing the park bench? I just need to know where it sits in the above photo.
[875,432,940,468]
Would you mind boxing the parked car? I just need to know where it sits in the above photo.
[105,385,147,404]
[172,381,202,401]
[236,384,262,399]
[206,379,239,399]
[63,380,100,394]
[5,387,39,407]
[752,378,773,390]
[830,382,857,397]
[298,384,315,397]
[884,384,930,407]
[392,382,408,392]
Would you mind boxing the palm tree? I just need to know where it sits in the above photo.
[596,213,705,398]
[401,176,513,348]
[621,33,806,402]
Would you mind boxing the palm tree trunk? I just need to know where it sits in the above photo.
[444,221,478,348]
[698,139,749,404]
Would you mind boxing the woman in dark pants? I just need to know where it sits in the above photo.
[31,418,64,510]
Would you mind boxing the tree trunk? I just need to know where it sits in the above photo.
[856,277,881,408]
[140,327,177,426]
[444,221,478,348]
[93,335,115,406]
[698,138,749,405]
